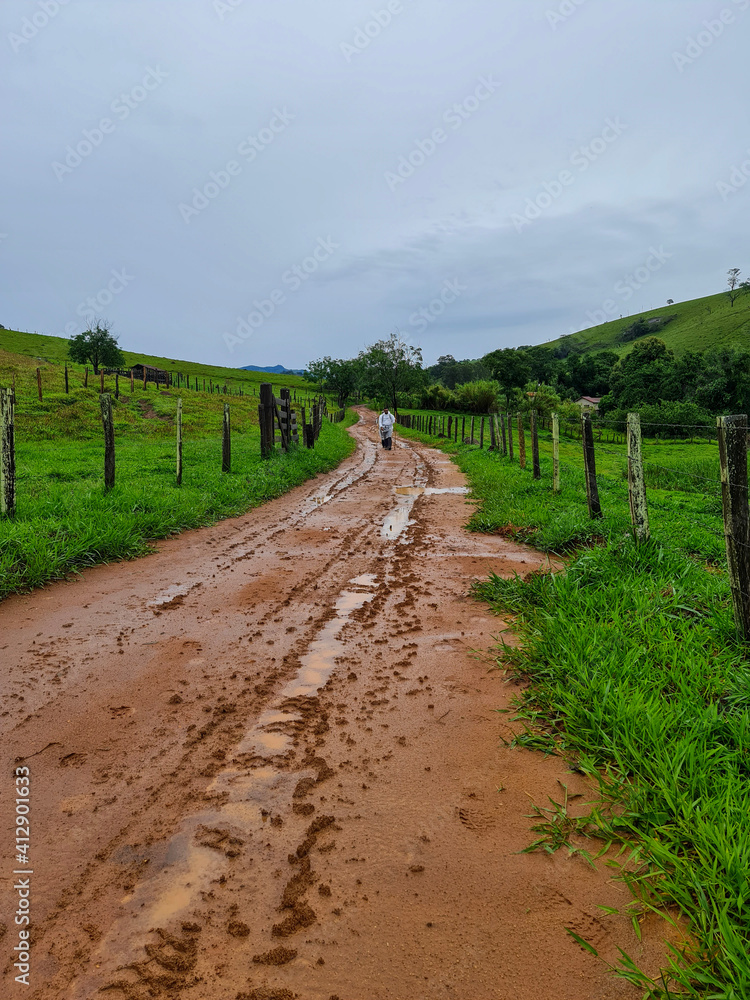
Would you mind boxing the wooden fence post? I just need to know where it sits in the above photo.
[130,369,134,392]
[176,398,183,486]
[552,412,560,493]
[222,403,231,472]
[500,413,507,455]
[530,410,541,480]
[1,388,16,517]
[507,412,514,461]
[64,365,69,394]
[517,413,526,469]
[99,393,115,491]
[627,412,648,543]
[260,383,274,458]
[489,414,496,450]
[717,414,750,639]
[581,412,602,519]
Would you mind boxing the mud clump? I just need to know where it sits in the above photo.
[318,884,332,897]
[296,815,335,858]
[228,920,251,937]
[252,946,298,966]
[281,856,316,908]
[144,927,198,972]
[271,902,317,937]
[292,802,315,816]
[195,825,245,857]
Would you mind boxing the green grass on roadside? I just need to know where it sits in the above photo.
[396,413,749,997]
[0,413,357,600]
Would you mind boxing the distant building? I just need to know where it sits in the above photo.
[576,395,602,412]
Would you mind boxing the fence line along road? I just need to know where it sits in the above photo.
[396,406,750,640]
[0,381,336,514]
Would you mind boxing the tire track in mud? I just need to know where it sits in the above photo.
[0,411,673,1000]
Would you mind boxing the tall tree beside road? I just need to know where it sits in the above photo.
[68,322,126,375]
[357,333,425,415]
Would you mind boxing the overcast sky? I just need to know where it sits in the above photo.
[2,0,748,368]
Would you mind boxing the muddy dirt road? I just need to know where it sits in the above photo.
[0,410,666,999]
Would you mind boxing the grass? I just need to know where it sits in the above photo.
[396,412,750,997]
[0,326,315,396]
[542,289,750,358]
[0,332,356,599]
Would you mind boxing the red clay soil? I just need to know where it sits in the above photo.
[0,409,671,999]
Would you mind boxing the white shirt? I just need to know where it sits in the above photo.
[378,412,395,431]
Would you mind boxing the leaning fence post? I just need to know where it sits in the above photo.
[99,393,115,491]
[717,414,750,640]
[222,403,231,472]
[627,412,649,543]
[530,410,541,479]
[517,413,526,469]
[64,365,69,394]
[489,414,496,450]
[36,368,42,401]
[176,398,183,485]
[1,388,16,517]
[581,412,602,519]
[552,412,560,493]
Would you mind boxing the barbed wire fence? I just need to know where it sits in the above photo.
[396,407,750,640]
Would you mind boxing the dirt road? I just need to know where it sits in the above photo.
[1,410,666,999]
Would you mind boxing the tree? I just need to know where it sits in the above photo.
[68,322,126,374]
[482,348,532,408]
[305,356,361,407]
[607,337,677,409]
[727,268,742,307]
[357,333,424,415]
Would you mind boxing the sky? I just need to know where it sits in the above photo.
[1,0,748,369]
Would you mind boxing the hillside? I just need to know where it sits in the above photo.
[0,328,314,394]
[542,290,750,358]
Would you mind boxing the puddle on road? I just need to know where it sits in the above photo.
[394,486,469,497]
[146,581,202,611]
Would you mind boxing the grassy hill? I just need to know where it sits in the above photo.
[0,326,314,395]
[543,290,750,357]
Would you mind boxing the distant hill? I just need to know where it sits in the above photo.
[240,364,306,376]
[542,291,750,358]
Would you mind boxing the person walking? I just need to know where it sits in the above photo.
[378,407,395,450]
